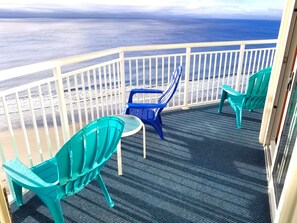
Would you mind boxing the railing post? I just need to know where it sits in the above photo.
[183,47,191,109]
[235,44,245,92]
[53,66,70,143]
[119,50,126,112]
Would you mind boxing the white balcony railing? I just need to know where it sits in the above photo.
[0,40,276,172]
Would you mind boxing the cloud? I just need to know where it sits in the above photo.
[0,0,284,19]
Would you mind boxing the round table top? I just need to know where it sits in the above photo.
[114,115,143,137]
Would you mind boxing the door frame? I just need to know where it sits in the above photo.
[259,0,297,222]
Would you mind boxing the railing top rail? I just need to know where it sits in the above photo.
[0,48,120,80]
[121,39,277,52]
[0,39,277,82]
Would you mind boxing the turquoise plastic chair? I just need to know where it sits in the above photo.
[2,116,125,223]
[125,66,182,139]
[218,67,272,128]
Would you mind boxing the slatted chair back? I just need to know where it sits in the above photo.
[243,67,272,110]
[158,66,182,105]
[155,66,182,117]
[218,67,272,128]
[55,116,124,195]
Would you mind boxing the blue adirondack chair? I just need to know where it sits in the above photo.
[2,116,125,223]
[125,66,182,139]
[218,67,272,128]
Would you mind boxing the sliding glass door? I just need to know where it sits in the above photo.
[272,79,297,206]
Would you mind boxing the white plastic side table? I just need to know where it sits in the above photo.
[114,115,146,175]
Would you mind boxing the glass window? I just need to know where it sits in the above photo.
[272,84,297,206]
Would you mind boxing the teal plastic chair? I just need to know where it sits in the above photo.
[2,116,125,223]
[218,67,272,128]
[125,66,182,139]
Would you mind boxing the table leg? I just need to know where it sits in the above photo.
[142,123,146,159]
[117,140,123,176]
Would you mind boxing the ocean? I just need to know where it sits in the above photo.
[0,18,281,72]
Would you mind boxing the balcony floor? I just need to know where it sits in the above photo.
[10,104,271,223]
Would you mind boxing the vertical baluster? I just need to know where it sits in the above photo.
[172,56,177,106]
[27,88,43,162]
[247,50,253,78]
[143,58,146,102]
[270,49,276,66]
[116,61,122,113]
[136,59,139,102]
[167,56,171,80]
[265,49,271,68]
[81,72,89,124]
[207,53,212,101]
[143,58,146,87]
[222,52,227,85]
[93,68,100,118]
[216,52,223,100]
[232,51,238,88]
[178,55,183,106]
[155,57,158,88]
[119,51,126,111]
[191,54,196,104]
[67,76,76,135]
[257,49,263,71]
[149,58,152,103]
[38,85,53,158]
[48,83,61,149]
[227,52,232,86]
[183,47,191,108]
[211,53,217,101]
[108,64,114,114]
[201,53,207,102]
[252,50,258,73]
[74,74,83,129]
[196,54,201,103]
[112,62,118,113]
[129,60,132,90]
[87,70,94,121]
[103,65,109,115]
[98,67,105,116]
[261,49,267,69]
[161,57,165,89]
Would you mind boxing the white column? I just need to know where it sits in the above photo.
[53,66,70,143]
[183,47,191,109]
[235,44,245,92]
[119,51,127,112]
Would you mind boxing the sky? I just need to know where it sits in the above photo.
[0,0,285,19]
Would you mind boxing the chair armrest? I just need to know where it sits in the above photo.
[2,158,54,189]
[128,89,163,103]
[127,102,166,109]
[221,85,243,97]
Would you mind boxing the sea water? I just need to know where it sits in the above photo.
[0,17,281,93]
[0,18,280,71]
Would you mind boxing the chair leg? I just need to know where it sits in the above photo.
[11,181,23,207]
[152,120,164,140]
[158,115,163,126]
[218,90,228,113]
[96,174,114,207]
[235,107,242,128]
[39,195,64,223]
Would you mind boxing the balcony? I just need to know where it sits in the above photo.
[0,40,275,222]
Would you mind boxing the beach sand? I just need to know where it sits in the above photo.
[0,125,67,194]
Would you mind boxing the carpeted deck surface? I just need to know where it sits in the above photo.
[10,105,271,223]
